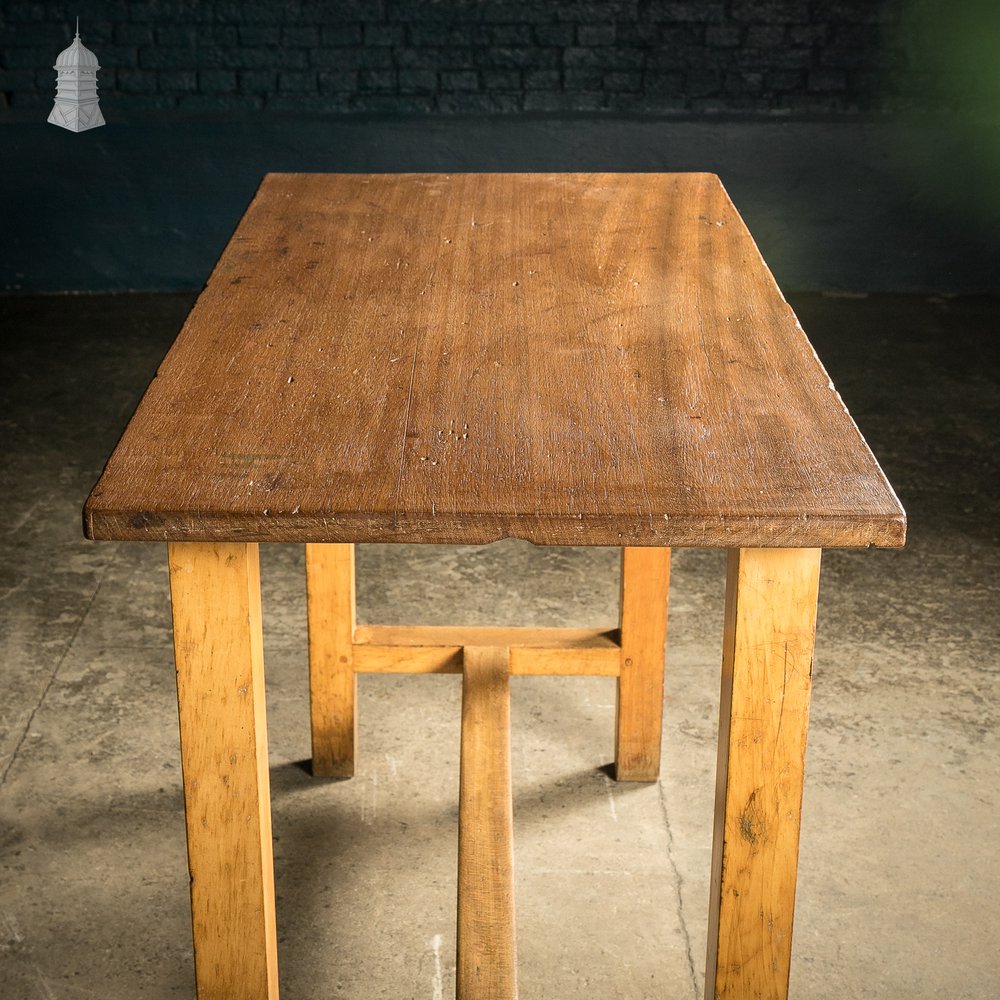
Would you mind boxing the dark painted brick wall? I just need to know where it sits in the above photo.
[0,0,957,117]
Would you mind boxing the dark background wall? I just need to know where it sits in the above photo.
[2,0,923,117]
[1,0,997,294]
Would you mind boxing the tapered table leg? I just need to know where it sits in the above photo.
[616,546,671,781]
[168,541,279,1000]
[706,547,822,1000]
[306,542,357,777]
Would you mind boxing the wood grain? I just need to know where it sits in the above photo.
[167,541,279,1000]
[615,546,671,781]
[706,547,821,1000]
[354,623,620,650]
[457,646,518,1000]
[353,624,620,676]
[84,173,905,549]
[306,542,357,777]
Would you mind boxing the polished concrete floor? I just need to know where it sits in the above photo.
[0,292,997,999]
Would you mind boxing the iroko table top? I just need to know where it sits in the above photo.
[84,172,905,548]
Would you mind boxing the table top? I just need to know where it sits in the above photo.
[84,172,905,548]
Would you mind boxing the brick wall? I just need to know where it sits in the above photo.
[0,1,959,117]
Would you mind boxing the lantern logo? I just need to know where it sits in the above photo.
[48,19,105,132]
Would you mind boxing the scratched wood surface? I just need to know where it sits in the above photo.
[84,172,905,547]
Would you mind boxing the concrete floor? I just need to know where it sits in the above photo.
[0,292,997,998]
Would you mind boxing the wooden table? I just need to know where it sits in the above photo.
[84,172,905,999]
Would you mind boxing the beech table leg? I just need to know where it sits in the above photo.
[457,646,518,1000]
[615,546,671,781]
[706,547,822,1000]
[306,542,357,777]
[168,541,279,1000]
